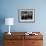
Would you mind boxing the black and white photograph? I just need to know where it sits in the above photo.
[18,9,35,23]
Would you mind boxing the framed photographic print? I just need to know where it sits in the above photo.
[18,9,35,23]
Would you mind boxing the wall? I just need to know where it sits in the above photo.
[0,0,46,32]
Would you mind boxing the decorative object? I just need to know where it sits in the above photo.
[18,9,35,23]
[25,32,38,35]
[5,18,14,35]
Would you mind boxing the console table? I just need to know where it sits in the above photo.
[4,32,43,46]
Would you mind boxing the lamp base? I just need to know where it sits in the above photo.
[8,32,11,35]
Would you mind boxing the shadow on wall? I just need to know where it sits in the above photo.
[0,16,5,46]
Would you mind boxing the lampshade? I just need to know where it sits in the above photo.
[5,18,14,25]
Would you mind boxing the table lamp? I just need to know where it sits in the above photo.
[5,18,14,35]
